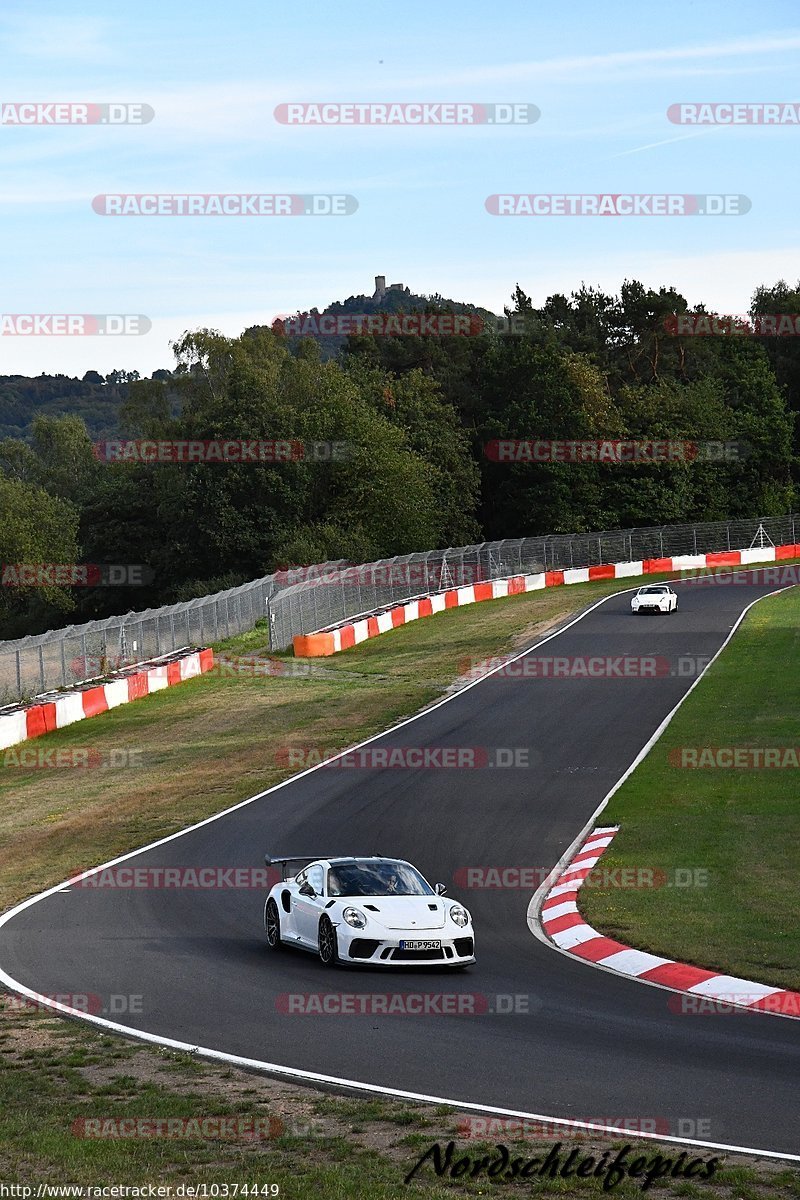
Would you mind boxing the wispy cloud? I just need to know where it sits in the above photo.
[0,14,113,61]
[609,130,717,159]
[406,32,800,87]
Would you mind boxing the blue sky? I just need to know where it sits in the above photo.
[2,0,799,376]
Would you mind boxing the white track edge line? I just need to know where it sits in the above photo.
[1,588,620,901]
[2,577,799,1163]
[527,584,800,1025]
[0,990,795,1161]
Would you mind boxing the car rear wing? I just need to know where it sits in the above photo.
[264,854,326,881]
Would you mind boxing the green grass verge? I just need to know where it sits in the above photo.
[2,566,799,1192]
[2,1004,799,1195]
[580,585,800,992]
[1,573,646,914]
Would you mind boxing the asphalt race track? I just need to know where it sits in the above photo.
[2,572,799,1159]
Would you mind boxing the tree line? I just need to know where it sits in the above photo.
[0,279,797,638]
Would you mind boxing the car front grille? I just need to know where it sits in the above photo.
[390,947,446,961]
[348,939,380,959]
[454,937,474,957]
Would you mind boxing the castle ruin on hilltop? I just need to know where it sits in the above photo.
[372,275,405,301]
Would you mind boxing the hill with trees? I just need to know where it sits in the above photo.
[0,278,796,638]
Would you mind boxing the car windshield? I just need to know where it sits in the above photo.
[327,861,434,897]
[639,587,666,594]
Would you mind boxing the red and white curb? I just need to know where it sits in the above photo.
[1,588,798,1163]
[293,542,800,657]
[0,648,214,752]
[539,826,800,1018]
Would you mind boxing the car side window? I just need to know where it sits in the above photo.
[296,869,307,886]
[307,865,325,896]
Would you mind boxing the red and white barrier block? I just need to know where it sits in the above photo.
[293,542,800,657]
[539,826,800,1019]
[0,648,214,752]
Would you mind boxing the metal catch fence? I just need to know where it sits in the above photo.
[265,514,799,650]
[1,514,797,705]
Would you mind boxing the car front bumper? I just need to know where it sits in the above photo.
[342,934,475,966]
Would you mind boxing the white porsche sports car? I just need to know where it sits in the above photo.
[630,584,678,614]
[263,855,475,968]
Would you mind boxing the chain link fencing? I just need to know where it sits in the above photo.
[266,513,799,649]
[1,514,797,706]
[0,561,346,706]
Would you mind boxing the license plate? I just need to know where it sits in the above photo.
[400,939,441,950]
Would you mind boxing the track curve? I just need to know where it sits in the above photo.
[2,574,799,1159]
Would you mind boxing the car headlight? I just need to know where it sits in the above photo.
[343,907,367,929]
[449,904,469,928]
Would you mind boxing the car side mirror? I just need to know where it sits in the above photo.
[299,882,316,897]
[435,883,447,895]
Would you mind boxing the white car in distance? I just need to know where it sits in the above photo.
[630,585,678,615]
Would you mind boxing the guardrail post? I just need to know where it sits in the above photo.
[309,580,318,632]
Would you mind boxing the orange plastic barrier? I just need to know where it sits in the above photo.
[293,631,336,657]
